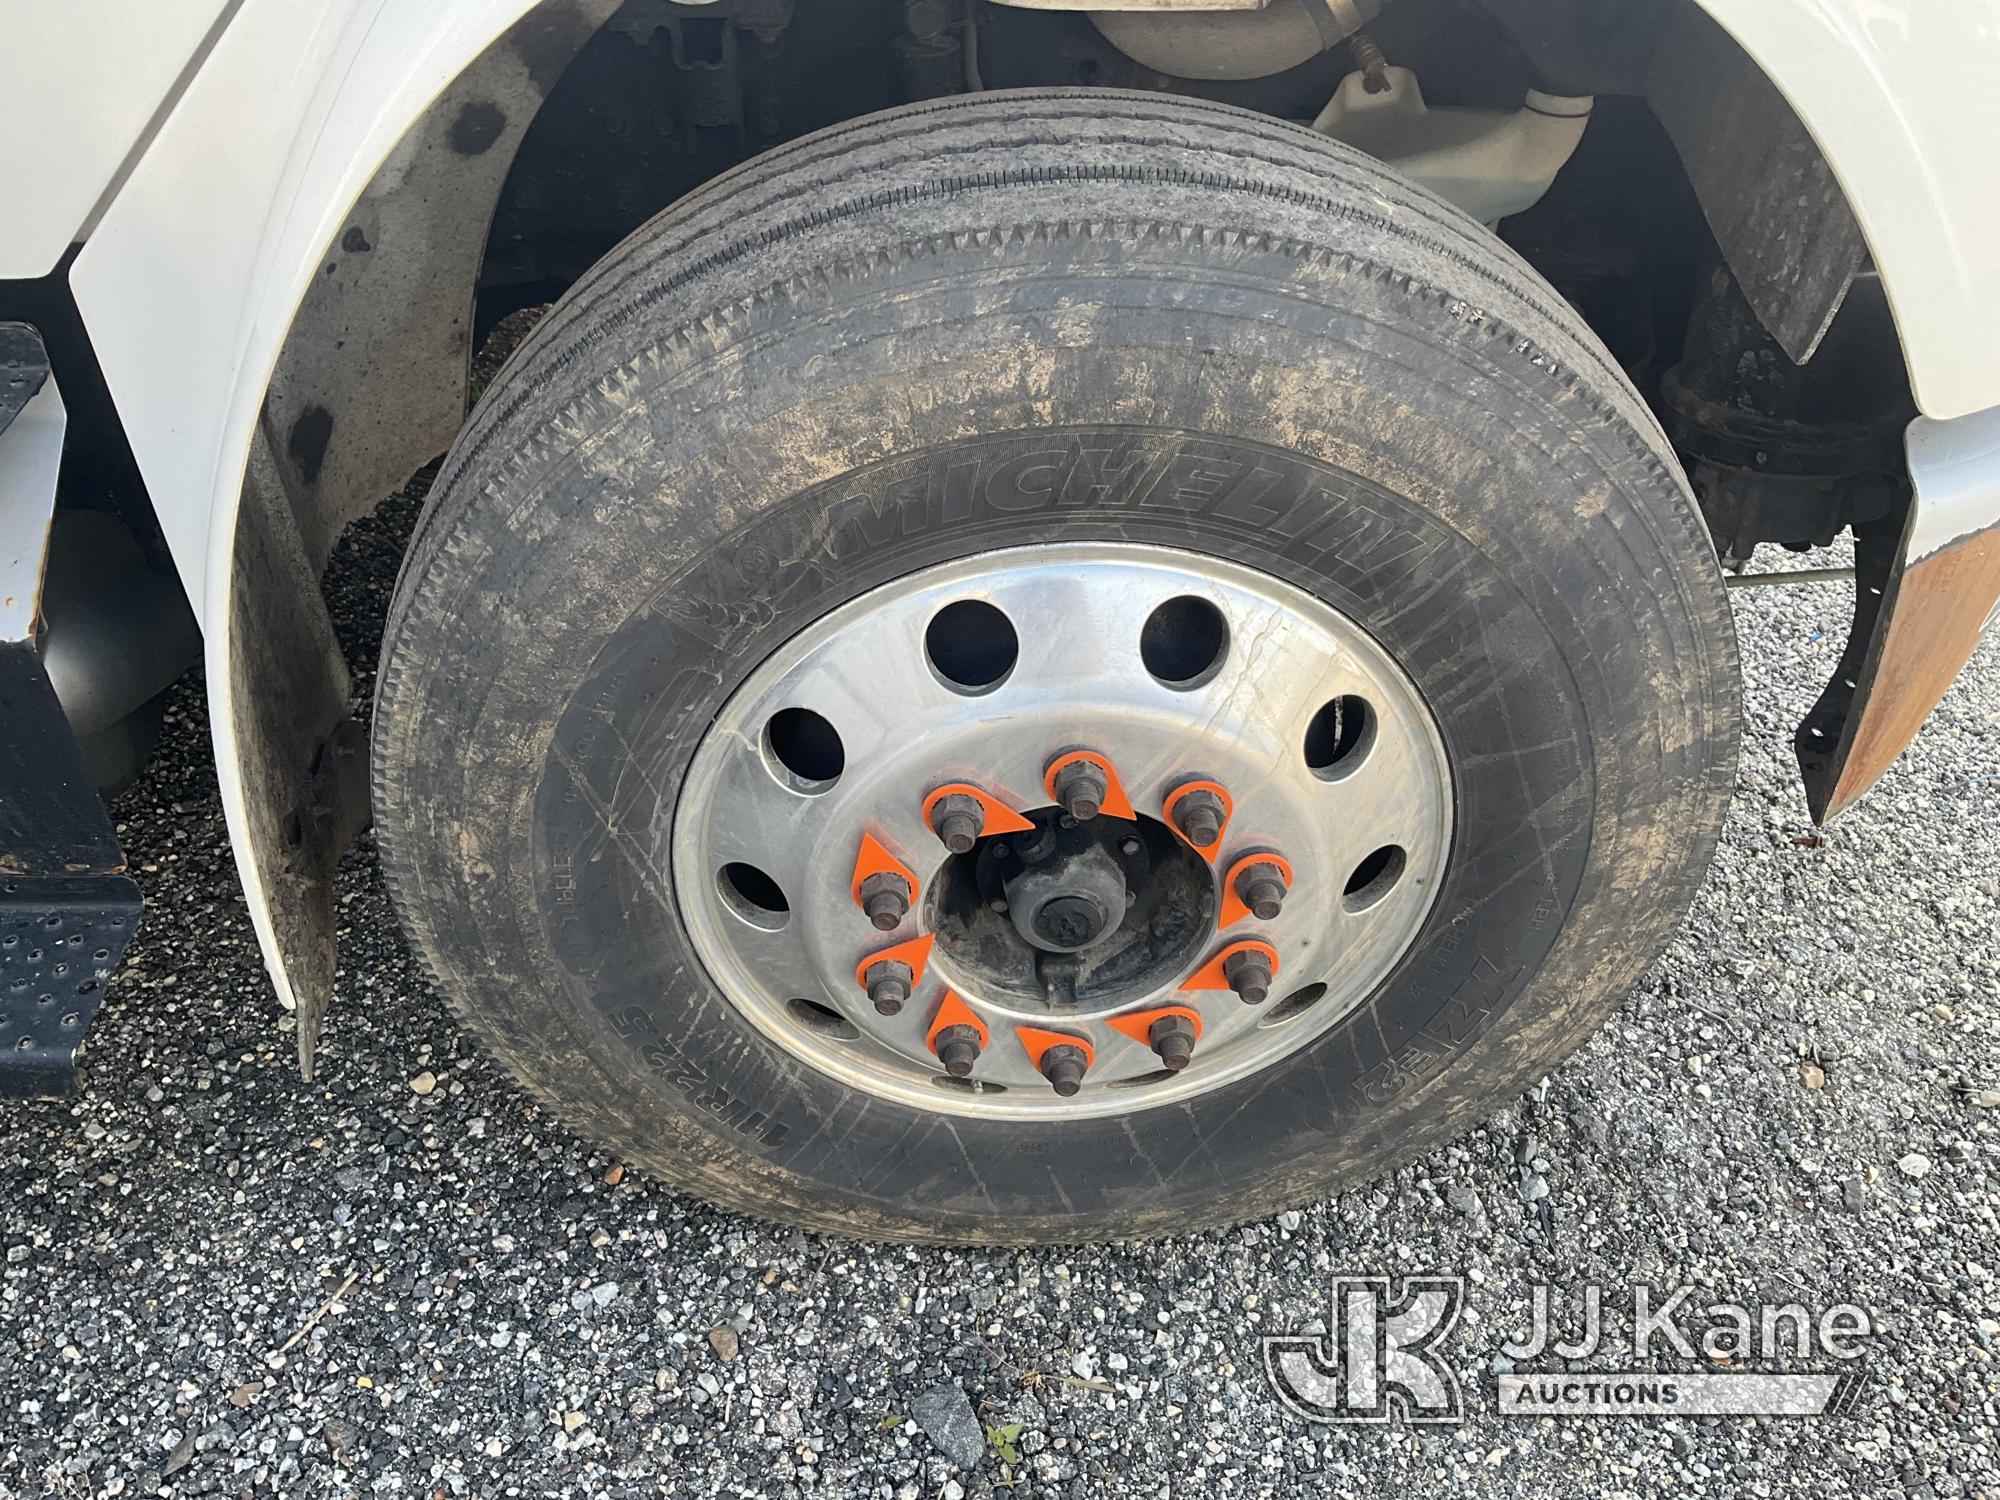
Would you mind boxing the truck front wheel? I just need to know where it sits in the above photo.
[372,93,1737,1242]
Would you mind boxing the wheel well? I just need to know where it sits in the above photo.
[252,0,1913,592]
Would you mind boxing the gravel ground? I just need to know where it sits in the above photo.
[3,481,1998,1497]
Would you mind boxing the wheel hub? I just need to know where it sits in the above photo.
[937,807,1213,1008]
[670,543,1453,1120]
[1001,819,1128,954]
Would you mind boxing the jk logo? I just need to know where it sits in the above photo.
[1263,1275,1465,1423]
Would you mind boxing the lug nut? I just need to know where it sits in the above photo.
[1148,1014,1198,1072]
[863,959,914,1016]
[934,1023,983,1077]
[858,871,912,930]
[1052,760,1108,821]
[1039,1043,1090,1097]
[1172,789,1226,848]
[931,793,984,854]
[1223,947,1273,1005]
[1235,861,1289,922]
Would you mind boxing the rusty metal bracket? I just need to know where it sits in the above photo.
[1794,517,1900,822]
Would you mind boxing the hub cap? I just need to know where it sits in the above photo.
[671,544,1452,1120]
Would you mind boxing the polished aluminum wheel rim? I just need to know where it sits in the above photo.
[670,543,1452,1120]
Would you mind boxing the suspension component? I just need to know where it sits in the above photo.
[1163,779,1233,860]
[1185,938,1281,1004]
[1016,1026,1096,1097]
[849,833,922,928]
[1108,1004,1204,1072]
[1348,28,1391,94]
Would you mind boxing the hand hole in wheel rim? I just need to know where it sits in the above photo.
[925,599,1018,693]
[785,997,858,1040]
[1259,982,1329,1027]
[1304,695,1375,779]
[1140,594,1229,689]
[1342,846,1406,912]
[717,862,790,929]
[763,706,844,792]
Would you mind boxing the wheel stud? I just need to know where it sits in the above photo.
[1223,947,1273,1004]
[863,959,914,1016]
[858,871,912,930]
[1172,789,1226,848]
[1235,860,1290,922]
[1148,1014,1198,1072]
[930,793,985,854]
[1039,1043,1090,1096]
[1051,760,1108,821]
[934,1023,983,1077]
